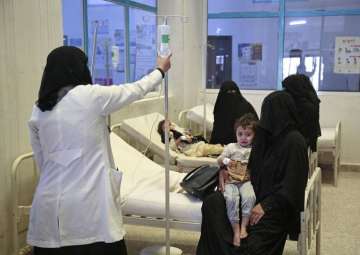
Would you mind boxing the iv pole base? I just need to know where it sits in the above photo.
[140,245,183,255]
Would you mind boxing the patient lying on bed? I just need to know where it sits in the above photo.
[157,119,224,157]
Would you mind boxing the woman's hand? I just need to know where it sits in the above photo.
[218,169,228,192]
[157,54,172,73]
[250,203,265,225]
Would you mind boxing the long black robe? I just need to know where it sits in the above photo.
[197,91,309,255]
[210,81,258,145]
[282,74,321,151]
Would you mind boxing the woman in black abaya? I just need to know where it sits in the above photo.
[197,91,309,255]
[282,74,321,151]
[210,81,258,145]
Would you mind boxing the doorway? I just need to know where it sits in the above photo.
[207,36,232,89]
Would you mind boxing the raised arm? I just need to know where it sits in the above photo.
[91,55,171,116]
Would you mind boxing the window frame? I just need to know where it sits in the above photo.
[82,0,157,83]
[207,0,360,91]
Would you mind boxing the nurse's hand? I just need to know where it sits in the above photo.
[250,203,265,225]
[157,54,172,73]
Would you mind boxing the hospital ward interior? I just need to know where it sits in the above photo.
[1,0,360,254]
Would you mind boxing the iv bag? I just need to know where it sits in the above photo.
[158,24,171,57]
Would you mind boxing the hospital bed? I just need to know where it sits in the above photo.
[12,133,321,255]
[317,121,341,186]
[112,112,219,172]
[178,103,214,136]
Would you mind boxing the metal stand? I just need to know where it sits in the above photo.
[140,245,182,255]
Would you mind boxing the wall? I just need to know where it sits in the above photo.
[0,0,63,254]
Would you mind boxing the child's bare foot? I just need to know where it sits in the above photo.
[240,227,248,239]
[233,232,241,247]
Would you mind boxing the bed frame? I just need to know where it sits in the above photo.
[11,151,321,255]
[318,121,341,186]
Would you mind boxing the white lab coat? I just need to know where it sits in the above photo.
[27,70,162,248]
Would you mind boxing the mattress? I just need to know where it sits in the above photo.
[186,104,214,131]
[110,132,202,222]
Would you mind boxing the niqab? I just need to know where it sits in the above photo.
[37,46,92,111]
[282,74,321,151]
[249,91,307,213]
[210,81,258,145]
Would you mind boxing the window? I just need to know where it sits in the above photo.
[208,0,278,13]
[208,0,360,91]
[87,1,125,85]
[286,0,360,11]
[129,8,157,82]
[62,0,84,49]
[62,0,157,85]
[132,0,156,7]
[208,18,279,90]
[284,15,360,92]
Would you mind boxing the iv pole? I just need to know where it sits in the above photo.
[90,21,99,80]
[154,15,188,255]
[140,14,188,255]
[90,21,112,128]
[202,0,209,140]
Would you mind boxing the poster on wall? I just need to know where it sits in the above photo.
[239,63,258,87]
[238,43,262,61]
[238,43,262,86]
[334,36,360,74]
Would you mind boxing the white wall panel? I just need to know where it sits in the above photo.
[0,0,63,253]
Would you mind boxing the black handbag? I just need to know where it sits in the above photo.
[180,165,220,200]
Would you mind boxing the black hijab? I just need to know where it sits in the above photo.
[210,81,258,145]
[37,46,92,111]
[249,91,299,181]
[249,91,307,211]
[282,74,321,151]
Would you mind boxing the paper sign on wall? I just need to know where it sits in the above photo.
[334,36,360,74]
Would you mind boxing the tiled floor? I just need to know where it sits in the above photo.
[125,170,360,255]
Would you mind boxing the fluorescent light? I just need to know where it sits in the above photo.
[289,20,307,26]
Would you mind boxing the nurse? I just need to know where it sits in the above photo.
[28,46,171,255]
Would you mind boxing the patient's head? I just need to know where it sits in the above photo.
[157,119,166,138]
[233,113,257,147]
[157,119,175,143]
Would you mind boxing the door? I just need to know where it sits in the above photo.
[207,36,232,89]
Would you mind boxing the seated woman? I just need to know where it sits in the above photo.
[196,91,309,255]
[210,81,258,145]
[282,74,321,152]
[157,119,223,157]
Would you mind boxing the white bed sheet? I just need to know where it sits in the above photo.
[318,127,336,149]
[186,104,214,131]
[119,112,218,168]
[110,132,202,222]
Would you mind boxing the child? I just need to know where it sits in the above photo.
[217,113,257,247]
[157,119,223,157]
